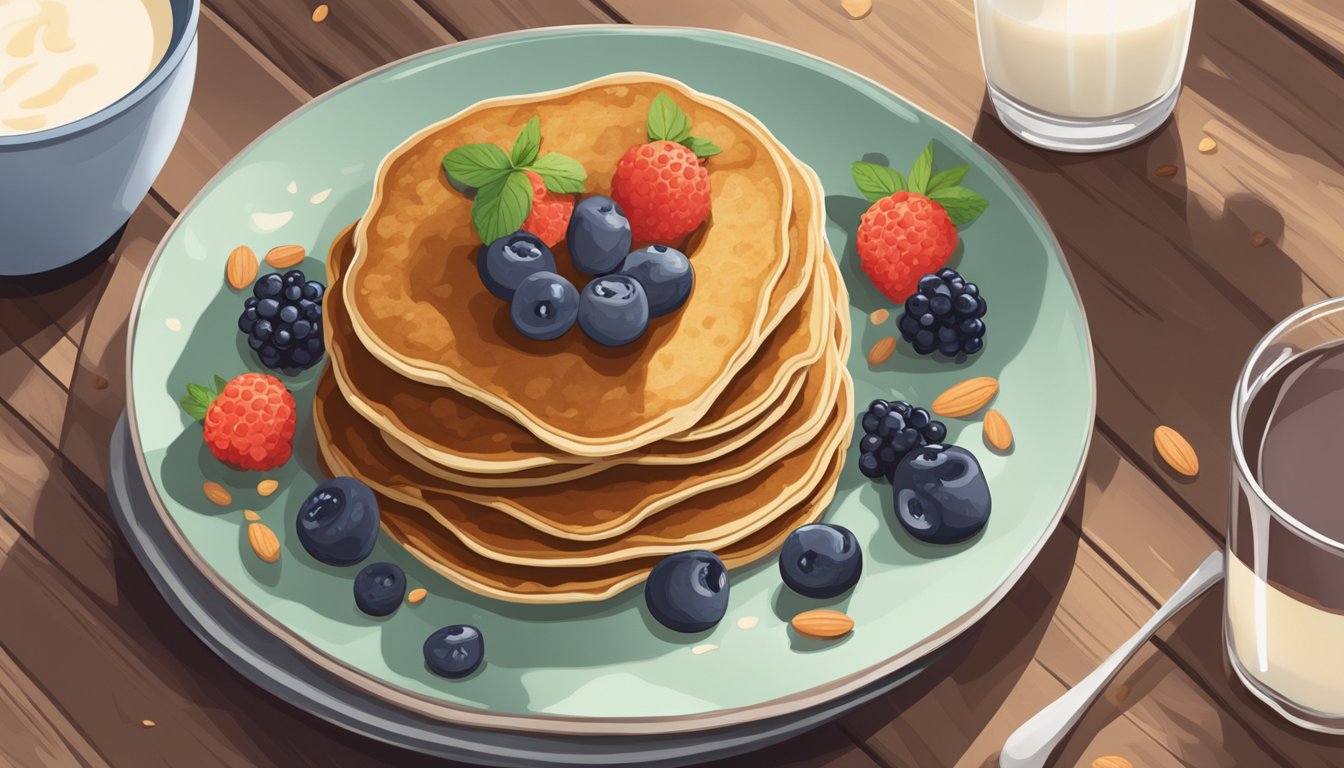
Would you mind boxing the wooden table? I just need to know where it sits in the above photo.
[4,1,1344,765]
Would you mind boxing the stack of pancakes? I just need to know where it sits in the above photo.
[315,75,853,603]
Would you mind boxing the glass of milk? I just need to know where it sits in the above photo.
[973,0,1197,152]
[1227,298,1344,733]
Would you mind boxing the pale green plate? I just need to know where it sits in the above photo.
[127,27,1093,733]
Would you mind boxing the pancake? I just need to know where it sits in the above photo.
[373,446,845,604]
[347,73,799,456]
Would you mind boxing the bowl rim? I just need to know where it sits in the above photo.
[0,0,200,149]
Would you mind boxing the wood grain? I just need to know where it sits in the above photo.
[1243,0,1344,62]
[412,0,617,39]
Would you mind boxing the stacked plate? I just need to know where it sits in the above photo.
[315,75,855,604]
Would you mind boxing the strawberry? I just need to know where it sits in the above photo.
[520,170,574,247]
[611,92,722,243]
[181,373,296,471]
[851,143,990,304]
[442,116,586,247]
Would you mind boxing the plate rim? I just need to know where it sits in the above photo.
[124,24,1097,736]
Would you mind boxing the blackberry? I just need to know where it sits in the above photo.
[896,268,987,357]
[857,398,946,481]
[239,270,326,373]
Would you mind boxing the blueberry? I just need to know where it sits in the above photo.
[510,272,578,341]
[645,550,729,633]
[568,195,632,275]
[478,231,556,300]
[423,625,485,679]
[296,477,380,566]
[620,245,694,317]
[891,445,992,544]
[354,562,406,617]
[579,275,649,347]
[779,524,863,599]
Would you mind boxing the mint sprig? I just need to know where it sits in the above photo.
[180,375,228,422]
[850,142,989,226]
[441,117,588,244]
[647,92,721,158]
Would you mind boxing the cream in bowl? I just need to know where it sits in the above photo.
[1,0,174,136]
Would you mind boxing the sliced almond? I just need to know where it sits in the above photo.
[264,244,306,268]
[311,4,329,23]
[868,308,890,325]
[256,478,279,497]
[1154,425,1199,477]
[932,376,999,417]
[1092,758,1133,768]
[243,509,261,522]
[141,719,156,728]
[203,482,232,507]
[225,246,258,290]
[1155,164,1178,177]
[791,609,854,639]
[867,337,897,366]
[841,0,872,19]
[983,409,1013,451]
[407,588,428,605]
[247,522,281,563]
[1197,136,1217,153]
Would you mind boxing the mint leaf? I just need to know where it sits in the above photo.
[926,165,968,195]
[928,186,989,226]
[510,116,541,168]
[851,161,905,202]
[681,136,722,158]
[647,91,692,143]
[472,170,533,244]
[180,380,220,422]
[525,153,586,194]
[442,143,512,188]
[907,142,934,195]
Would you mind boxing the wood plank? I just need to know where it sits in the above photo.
[413,0,617,39]
[0,644,110,768]
[1242,0,1344,62]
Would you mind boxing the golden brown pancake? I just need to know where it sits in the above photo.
[346,74,798,456]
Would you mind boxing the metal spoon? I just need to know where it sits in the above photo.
[999,550,1225,768]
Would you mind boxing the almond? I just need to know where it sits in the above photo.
[256,479,279,497]
[312,4,329,22]
[868,308,889,325]
[203,482,232,507]
[1198,136,1217,153]
[407,588,428,605]
[1155,164,1178,177]
[932,376,999,417]
[1154,425,1199,476]
[791,609,854,639]
[1092,758,1133,768]
[841,0,872,19]
[225,246,258,290]
[264,244,305,268]
[867,337,897,365]
[243,509,261,522]
[141,719,156,728]
[247,522,281,563]
[983,409,1013,451]
[1251,230,1271,247]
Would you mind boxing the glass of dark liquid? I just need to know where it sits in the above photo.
[1228,298,1344,732]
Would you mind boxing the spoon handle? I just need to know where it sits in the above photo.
[998,550,1225,768]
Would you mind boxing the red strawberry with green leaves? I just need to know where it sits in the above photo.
[442,116,587,246]
[180,373,296,471]
[611,92,722,243]
[851,143,989,303]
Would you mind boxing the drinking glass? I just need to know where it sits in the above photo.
[1227,298,1344,733]
[972,0,1197,152]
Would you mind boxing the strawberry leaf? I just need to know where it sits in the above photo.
[213,374,229,393]
[680,136,722,158]
[926,165,969,195]
[180,380,220,423]
[647,91,692,143]
[442,143,512,188]
[472,170,533,244]
[525,153,587,194]
[928,186,990,226]
[851,161,906,203]
[906,142,934,195]
[510,116,541,168]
